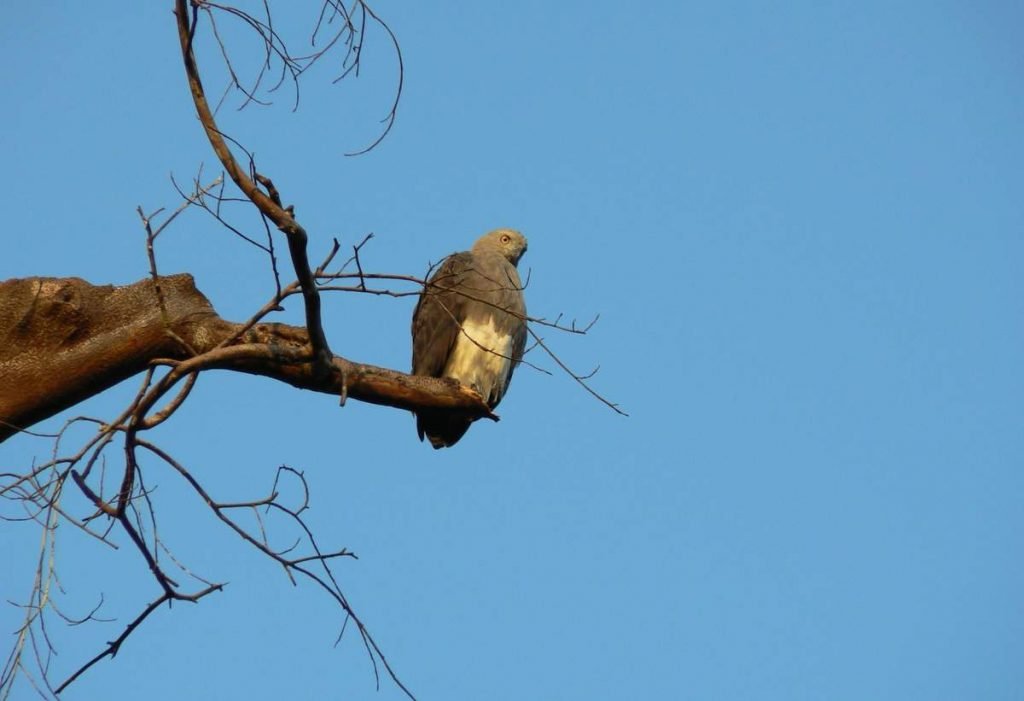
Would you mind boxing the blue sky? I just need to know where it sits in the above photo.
[2,2,1022,699]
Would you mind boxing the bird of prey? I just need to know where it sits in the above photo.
[411,229,528,448]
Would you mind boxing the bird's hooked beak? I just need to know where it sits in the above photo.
[516,239,528,265]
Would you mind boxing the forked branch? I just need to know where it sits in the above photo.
[175,0,334,380]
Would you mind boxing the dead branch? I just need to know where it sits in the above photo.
[0,274,495,444]
[54,586,221,694]
[176,0,335,382]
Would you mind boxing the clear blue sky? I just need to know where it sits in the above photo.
[2,2,1022,699]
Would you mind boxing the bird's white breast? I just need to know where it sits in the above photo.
[444,316,514,404]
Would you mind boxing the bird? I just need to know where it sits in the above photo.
[411,229,528,448]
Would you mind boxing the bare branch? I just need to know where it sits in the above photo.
[174,1,336,382]
[136,441,414,699]
[0,275,498,445]
[55,585,222,695]
[343,3,403,156]
[526,327,628,416]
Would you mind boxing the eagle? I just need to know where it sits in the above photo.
[411,229,528,448]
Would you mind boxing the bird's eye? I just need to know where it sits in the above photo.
[501,235,511,244]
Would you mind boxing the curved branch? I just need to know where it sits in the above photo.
[343,2,404,156]
[174,0,333,378]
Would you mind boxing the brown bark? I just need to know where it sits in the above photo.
[0,274,493,443]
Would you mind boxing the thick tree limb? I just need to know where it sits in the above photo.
[0,275,494,443]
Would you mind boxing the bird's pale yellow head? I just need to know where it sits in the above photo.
[473,228,528,266]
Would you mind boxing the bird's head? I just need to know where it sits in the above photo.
[473,228,528,266]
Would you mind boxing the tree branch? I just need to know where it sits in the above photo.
[0,275,495,443]
[174,0,334,380]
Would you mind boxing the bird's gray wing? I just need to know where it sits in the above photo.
[411,251,474,378]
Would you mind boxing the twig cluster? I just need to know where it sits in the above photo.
[190,0,403,153]
[1,190,411,699]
